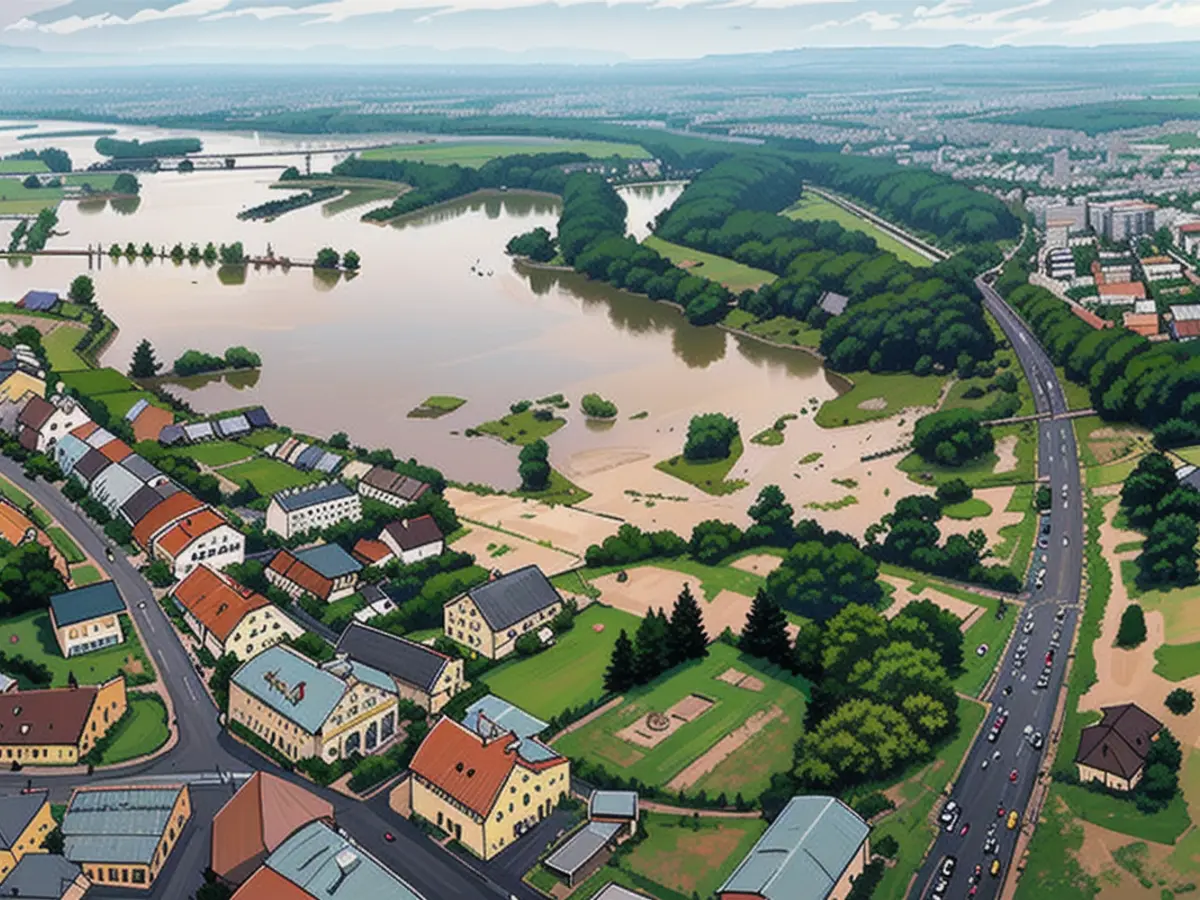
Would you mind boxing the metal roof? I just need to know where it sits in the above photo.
[717,796,869,900]
[336,623,448,693]
[216,414,250,437]
[463,565,561,633]
[83,427,115,450]
[119,454,163,484]
[19,291,58,312]
[463,694,546,740]
[590,791,639,820]
[294,445,325,471]
[159,424,186,446]
[90,463,145,515]
[49,581,125,628]
[63,786,186,865]
[231,646,348,735]
[592,885,655,900]
[545,822,621,878]
[244,407,273,429]
[0,791,49,850]
[315,452,343,474]
[295,543,362,579]
[183,421,214,441]
[266,821,424,899]
[125,398,150,422]
[53,433,92,477]
[1,852,83,898]
[819,291,849,316]
[1171,304,1200,321]
[272,482,356,513]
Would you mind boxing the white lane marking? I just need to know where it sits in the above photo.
[183,677,197,703]
[156,650,170,676]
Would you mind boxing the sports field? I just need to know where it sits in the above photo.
[784,194,933,267]
[643,236,776,291]
[361,139,649,168]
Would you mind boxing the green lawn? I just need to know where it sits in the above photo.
[655,438,748,496]
[70,564,103,586]
[47,527,85,564]
[40,325,89,372]
[0,160,49,174]
[220,458,324,495]
[475,408,565,445]
[623,813,767,898]
[554,643,809,795]
[992,484,1038,570]
[722,309,821,350]
[1054,782,1190,844]
[59,367,138,397]
[0,611,154,687]
[655,557,766,600]
[816,371,946,428]
[514,467,592,507]
[643,236,776,292]
[1174,444,1200,466]
[174,440,255,467]
[0,178,62,215]
[784,193,934,268]
[898,422,1037,489]
[1015,790,1099,900]
[1056,367,1093,411]
[96,693,170,766]
[94,390,163,420]
[1085,454,1145,489]
[319,592,368,627]
[483,605,642,720]
[1153,642,1200,681]
[0,476,33,511]
[360,139,650,167]
[942,497,993,520]
[64,173,122,192]
[238,428,291,449]
[409,395,467,417]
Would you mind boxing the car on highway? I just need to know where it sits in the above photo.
[970,864,982,884]
[960,822,970,836]
[939,802,960,831]
[1009,768,1019,783]
[1046,649,1055,665]
[1029,731,1044,750]
[997,805,1005,818]
[991,859,1002,877]
[384,832,395,842]
[1063,535,1070,546]
[1023,620,1035,635]
[987,715,1007,742]
[1038,536,1049,549]
[1007,811,1019,830]
[940,856,957,879]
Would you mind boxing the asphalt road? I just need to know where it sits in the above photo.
[906,277,1086,900]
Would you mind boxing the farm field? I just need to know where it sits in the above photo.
[220,457,325,494]
[58,367,138,397]
[642,236,776,292]
[39,325,90,372]
[361,139,650,167]
[0,177,62,215]
[0,611,153,687]
[784,193,933,267]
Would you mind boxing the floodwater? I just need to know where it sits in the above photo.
[0,121,840,488]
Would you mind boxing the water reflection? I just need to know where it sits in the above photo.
[159,368,262,391]
[217,265,247,286]
[111,196,141,216]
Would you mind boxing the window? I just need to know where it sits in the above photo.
[133,869,146,884]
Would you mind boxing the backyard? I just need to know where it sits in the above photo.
[173,440,256,467]
[0,611,155,687]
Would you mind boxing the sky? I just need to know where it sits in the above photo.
[2,0,1200,61]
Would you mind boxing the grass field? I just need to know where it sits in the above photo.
[39,325,89,372]
[554,643,809,795]
[625,813,767,898]
[238,427,290,449]
[1174,444,1200,466]
[722,309,821,349]
[174,440,255,467]
[655,438,747,496]
[475,408,565,445]
[361,139,650,168]
[64,172,122,192]
[0,177,62,214]
[94,390,161,420]
[0,611,153,687]
[0,476,33,511]
[0,160,49,174]
[514,467,592,507]
[1054,782,1190,844]
[784,193,933,268]
[59,367,137,397]
[96,693,170,766]
[47,527,85,564]
[220,458,324,495]
[816,371,946,428]
[70,564,103,586]
[655,556,766,600]
[1153,641,1200,681]
[992,484,1038,570]
[643,236,776,292]
[1085,454,1146,489]
[1055,368,1093,411]
[1014,791,1099,900]
[483,605,641,720]
[899,422,1037,489]
[942,497,993,520]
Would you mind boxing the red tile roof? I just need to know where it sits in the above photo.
[230,866,314,900]
[268,550,333,601]
[155,509,228,558]
[1123,312,1160,336]
[132,491,205,550]
[173,565,269,643]
[70,422,99,441]
[1179,223,1200,233]
[1072,305,1114,330]
[352,538,394,566]
[98,438,133,463]
[1098,281,1146,299]
[129,404,173,443]
[1176,319,1200,339]
[409,718,524,818]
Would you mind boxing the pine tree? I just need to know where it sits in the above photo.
[604,629,636,693]
[741,589,791,666]
[668,583,709,665]
[128,338,162,378]
[634,608,670,684]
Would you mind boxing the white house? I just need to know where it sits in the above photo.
[265,482,361,539]
[16,394,90,454]
[380,515,445,565]
[356,465,430,509]
[153,508,246,580]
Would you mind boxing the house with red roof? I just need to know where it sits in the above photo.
[152,508,244,580]
[171,565,301,662]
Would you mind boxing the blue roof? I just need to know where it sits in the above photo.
[590,790,639,819]
[273,482,355,513]
[231,645,348,734]
[296,544,362,579]
[294,445,325,471]
[125,398,150,422]
[49,582,125,628]
[20,291,57,311]
[315,452,343,474]
[461,694,556,763]
[267,821,424,899]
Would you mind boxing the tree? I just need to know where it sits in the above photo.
[688,519,743,564]
[793,698,928,789]
[518,439,550,492]
[113,173,140,195]
[208,654,241,711]
[683,413,739,461]
[506,226,557,262]
[314,247,340,270]
[765,540,883,622]
[280,166,300,180]
[936,478,972,506]
[746,484,795,547]
[143,559,174,588]
[891,598,965,675]
[41,826,64,854]
[329,431,350,450]
[177,159,194,173]
[128,339,162,378]
[222,346,261,369]
[1166,688,1195,716]
[740,589,792,669]
[633,608,670,684]
[343,250,361,271]
[1139,514,1200,588]
[21,174,39,189]
[604,629,636,693]
[912,409,994,467]
[192,869,233,900]
[1121,453,1178,527]
[580,393,618,419]
[0,542,66,618]
[667,583,708,665]
[1116,604,1147,648]
[68,274,95,305]
[202,242,218,264]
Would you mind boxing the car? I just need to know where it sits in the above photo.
[137,600,146,609]
[1038,537,1049,549]
[991,859,1002,877]
[976,644,989,656]
[971,864,982,883]
[997,805,1005,818]
[1046,650,1055,665]
[1009,768,1019,783]
[1023,724,1033,736]
[1052,629,1062,641]
[1063,535,1070,546]
[1041,554,1048,564]
[987,823,997,836]
[1061,484,1069,498]
[384,832,395,843]
[968,886,978,898]
[982,759,989,769]
[1023,621,1035,635]
[1030,732,1045,750]
[940,802,960,831]
[1003,685,1012,696]
[1041,522,1051,535]
[984,838,999,856]
[960,822,970,836]
[1007,811,1019,830]
[1056,607,1067,621]
[940,856,957,878]
[993,750,1001,760]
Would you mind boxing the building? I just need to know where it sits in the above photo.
[228,644,399,764]
[210,771,334,885]
[131,491,206,554]
[351,538,394,568]
[152,508,245,580]
[230,820,425,900]
[63,784,191,890]
[1045,248,1075,280]
[1123,311,1161,337]
[717,796,870,900]
[0,500,67,580]
[818,292,849,317]
[124,399,173,444]
[172,565,302,663]
[16,395,89,453]
[1179,222,1200,256]
[1041,202,1089,232]
[17,291,58,312]
[0,791,57,880]
[380,516,445,566]
[0,359,44,406]
[119,481,180,529]
[589,791,639,833]
[408,703,570,860]
[182,421,214,443]
[244,407,273,430]
[214,413,250,439]
[356,466,430,510]
[1072,305,1115,331]
[1075,703,1163,791]
[444,565,564,659]
[0,854,89,900]
[0,677,127,766]
[1170,304,1200,342]
[1045,220,1070,251]
[89,462,147,518]
[265,482,361,540]
[48,582,125,658]
[1088,199,1157,243]
[591,885,655,900]
[266,545,362,603]
[544,790,641,887]
[1140,255,1184,282]
[335,622,466,714]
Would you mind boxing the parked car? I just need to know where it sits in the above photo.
[1007,811,1019,830]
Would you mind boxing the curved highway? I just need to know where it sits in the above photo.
[907,276,1086,900]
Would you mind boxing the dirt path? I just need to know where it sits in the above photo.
[665,706,785,792]
[994,435,1019,474]
[880,574,984,629]
[637,800,762,819]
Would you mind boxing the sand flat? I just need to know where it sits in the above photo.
[880,574,983,630]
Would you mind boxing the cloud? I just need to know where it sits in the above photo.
[8,0,233,31]
[5,18,40,30]
[1064,0,1200,34]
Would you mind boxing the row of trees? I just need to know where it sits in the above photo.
[238,188,339,221]
[505,226,557,262]
[603,584,709,692]
[9,208,58,253]
[1119,453,1200,588]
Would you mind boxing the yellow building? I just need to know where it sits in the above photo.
[0,369,44,406]
[443,565,564,659]
[63,784,191,890]
[0,677,127,766]
[171,565,302,663]
[409,698,570,860]
[228,645,399,764]
[0,790,57,881]
[335,622,467,714]
[1075,703,1163,792]
[48,582,126,659]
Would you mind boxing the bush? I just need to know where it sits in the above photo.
[935,478,972,506]
[683,413,739,461]
[143,560,174,588]
[874,834,900,859]
[1166,688,1195,716]
[1116,604,1147,649]
[912,408,993,467]
[580,393,618,419]
[514,632,545,657]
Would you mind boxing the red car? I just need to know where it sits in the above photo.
[997,805,1006,818]
[1010,769,1019,783]
[960,822,970,836]
[1045,650,1055,666]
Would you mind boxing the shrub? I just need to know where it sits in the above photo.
[1116,604,1147,649]
[581,393,618,419]
[935,478,972,506]
[683,413,739,461]
[912,408,993,467]
[1166,688,1195,716]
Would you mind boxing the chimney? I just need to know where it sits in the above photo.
[217,603,228,616]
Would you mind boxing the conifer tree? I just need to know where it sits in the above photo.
[634,608,670,683]
[128,338,161,378]
[741,589,791,667]
[668,583,709,665]
[604,629,636,693]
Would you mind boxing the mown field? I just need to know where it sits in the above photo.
[784,193,933,268]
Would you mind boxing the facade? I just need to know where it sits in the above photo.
[1179,222,1200,256]
[357,465,430,509]
[380,515,445,565]
[1139,256,1183,282]
[444,565,564,659]
[1088,200,1157,243]
[266,482,361,539]
[1075,703,1163,791]
[228,644,399,764]
[153,509,245,579]
[266,545,362,603]
[172,565,302,663]
[48,582,126,658]
[0,677,127,766]
[0,791,57,881]
[131,491,206,552]
[0,854,89,900]
[17,395,89,454]
[717,796,870,900]
[335,622,466,713]
[63,785,191,890]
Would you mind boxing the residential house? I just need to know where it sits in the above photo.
[152,508,245,580]
[182,421,214,443]
[1170,304,1200,342]
[120,454,166,486]
[0,790,57,881]
[589,791,639,835]
[96,437,132,465]
[1123,311,1161,337]
[591,886,655,900]
[335,622,466,713]
[17,291,58,312]
[0,854,89,900]
[48,582,125,658]
[380,515,444,565]
[131,491,206,554]
[0,500,68,580]
[89,461,147,518]
[351,538,394,568]
[1097,281,1146,304]
[119,481,180,529]
[544,790,640,887]
[63,784,191,890]
[408,699,570,860]
[157,424,186,446]
[125,399,173,444]
[265,482,361,540]
[213,414,250,440]
[243,407,273,430]
[210,771,334,886]
[16,394,89,453]
[67,449,112,491]
[266,545,361,603]
[1075,703,1163,791]
[228,644,400,764]
[172,565,302,663]
[51,423,97,478]
[356,466,430,509]
[0,677,127,766]
[0,359,45,407]
[716,796,870,900]
[444,565,565,659]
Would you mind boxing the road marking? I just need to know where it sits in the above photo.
[156,650,170,676]
[183,677,197,703]
[143,614,156,634]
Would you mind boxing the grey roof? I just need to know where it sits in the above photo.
[53,433,92,477]
[70,448,112,485]
[215,414,250,437]
[0,791,49,850]
[125,398,150,422]
[592,885,655,900]
[272,482,356,513]
[183,421,214,441]
[295,445,326,471]
[718,796,869,900]
[0,853,83,898]
[382,516,444,552]
[1178,465,1200,492]
[267,821,424,899]
[590,791,639,820]
[244,407,273,429]
[120,483,176,526]
[1171,304,1200,321]
[360,466,429,503]
[83,428,115,450]
[90,463,145,514]
[230,645,348,734]
[295,544,362,579]
[119,453,163,484]
[819,291,850,316]
[336,622,449,693]
[285,442,310,465]
[19,291,58,312]
[545,822,622,878]
[464,565,561,633]
[315,452,343,474]
[49,581,124,628]
[63,786,186,866]
[159,424,186,446]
